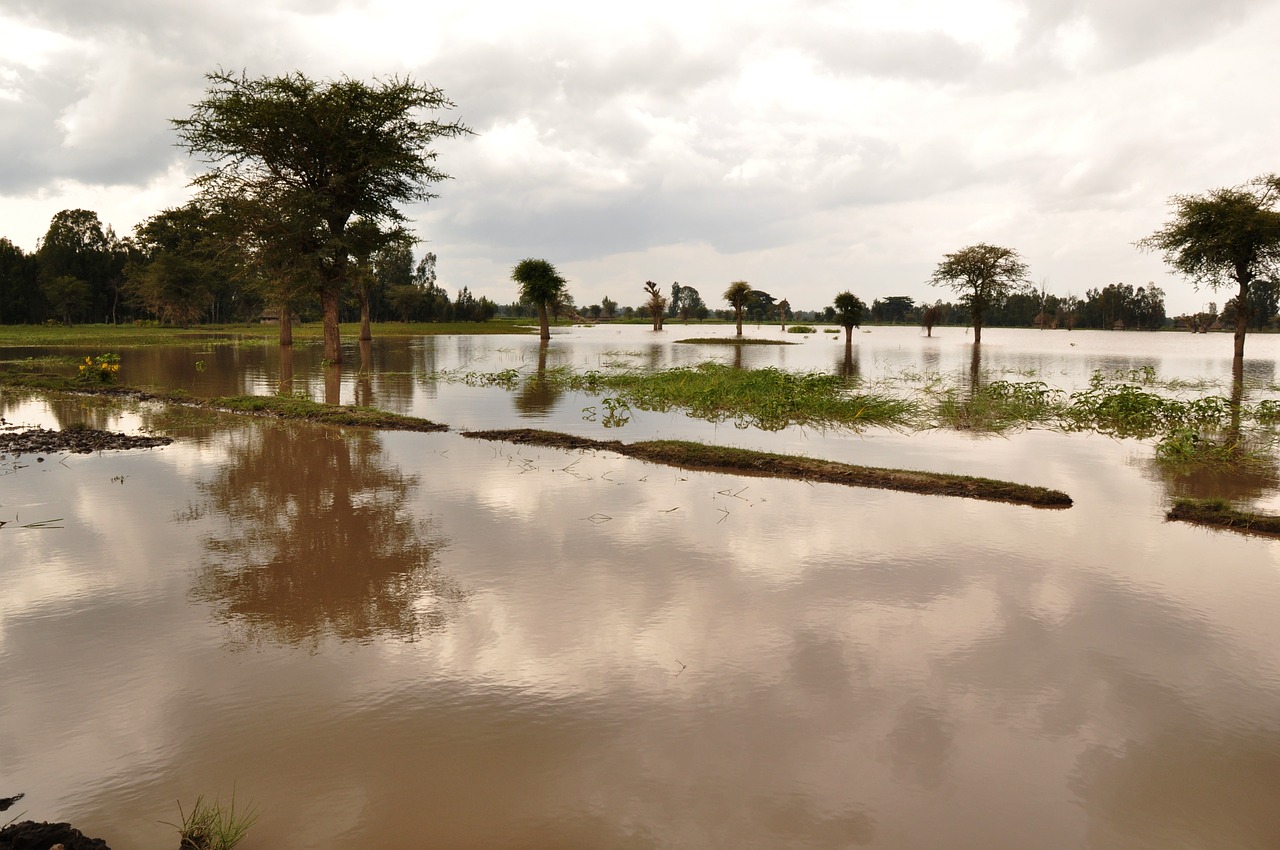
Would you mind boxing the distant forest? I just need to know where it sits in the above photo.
[2,207,1278,331]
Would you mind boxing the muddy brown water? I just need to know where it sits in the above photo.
[3,326,1280,848]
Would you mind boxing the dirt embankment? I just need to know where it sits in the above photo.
[462,428,1073,508]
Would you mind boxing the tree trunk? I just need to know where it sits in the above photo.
[735,309,743,337]
[360,293,372,342]
[538,302,550,340]
[279,304,293,347]
[322,290,342,363]
[973,319,983,345]
[1234,277,1250,359]
[844,325,853,346]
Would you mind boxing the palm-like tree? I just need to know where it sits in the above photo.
[833,291,865,347]
[724,280,753,337]
[512,258,567,340]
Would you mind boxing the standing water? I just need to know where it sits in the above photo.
[2,324,1280,848]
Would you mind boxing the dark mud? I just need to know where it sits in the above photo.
[463,428,1073,508]
[0,425,172,457]
[0,821,111,850]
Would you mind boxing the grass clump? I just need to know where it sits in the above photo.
[786,325,816,334]
[167,792,260,850]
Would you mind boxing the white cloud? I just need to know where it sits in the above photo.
[1,0,1278,314]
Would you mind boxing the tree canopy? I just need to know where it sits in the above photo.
[1139,175,1280,358]
[928,243,1030,344]
[173,69,470,361]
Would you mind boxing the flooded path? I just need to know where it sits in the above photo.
[3,325,1280,847]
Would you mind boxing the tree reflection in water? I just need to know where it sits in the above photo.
[189,422,466,648]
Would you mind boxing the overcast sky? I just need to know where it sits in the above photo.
[2,0,1277,315]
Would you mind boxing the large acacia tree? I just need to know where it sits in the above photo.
[928,243,1030,344]
[1139,175,1280,360]
[512,258,567,340]
[173,70,470,362]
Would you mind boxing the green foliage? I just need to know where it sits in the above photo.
[1139,177,1280,291]
[166,792,259,850]
[73,353,120,385]
[832,291,865,330]
[786,325,816,333]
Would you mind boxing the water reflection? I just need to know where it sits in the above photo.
[188,422,464,647]
[836,344,860,381]
[514,341,564,417]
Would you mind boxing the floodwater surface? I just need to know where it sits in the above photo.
[3,325,1280,848]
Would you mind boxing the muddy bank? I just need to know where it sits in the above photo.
[0,425,172,457]
[1167,498,1280,537]
[463,428,1073,508]
[0,821,111,850]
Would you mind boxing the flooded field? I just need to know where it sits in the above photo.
[3,325,1280,848]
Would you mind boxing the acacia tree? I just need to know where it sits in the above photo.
[512,258,567,340]
[928,243,1030,344]
[173,70,470,363]
[724,280,754,337]
[1139,176,1280,360]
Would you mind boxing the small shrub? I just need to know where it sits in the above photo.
[74,353,120,385]
[786,325,816,334]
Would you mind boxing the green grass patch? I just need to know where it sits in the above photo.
[674,338,794,345]
[0,320,529,348]
[786,325,816,334]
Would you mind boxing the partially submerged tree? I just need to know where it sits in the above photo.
[643,280,666,331]
[1139,175,1280,360]
[833,291,865,347]
[928,243,1030,344]
[724,280,754,337]
[921,302,942,337]
[512,258,567,340]
[173,69,470,362]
